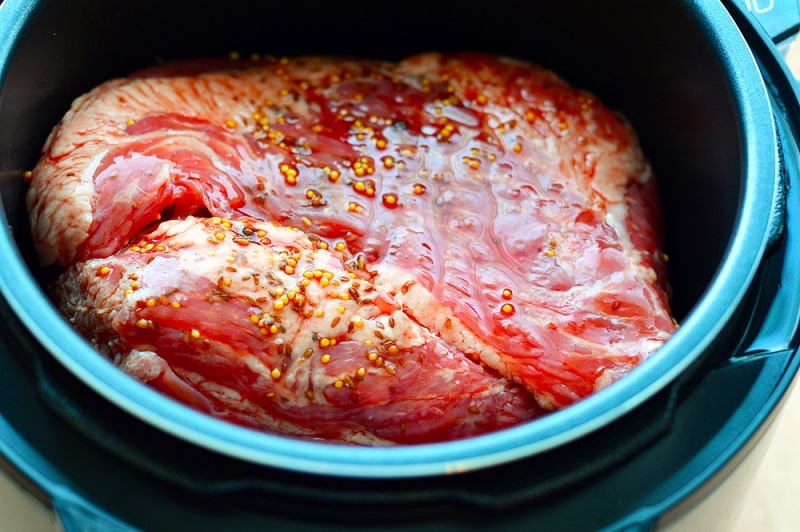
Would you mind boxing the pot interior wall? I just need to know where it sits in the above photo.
[0,0,741,321]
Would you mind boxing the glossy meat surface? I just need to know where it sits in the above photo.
[29,53,676,443]
[56,217,540,444]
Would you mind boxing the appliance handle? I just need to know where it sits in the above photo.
[725,1,800,119]
[727,0,800,250]
[729,0,800,48]
[720,0,800,358]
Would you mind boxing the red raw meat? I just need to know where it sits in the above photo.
[56,217,540,444]
[29,52,675,443]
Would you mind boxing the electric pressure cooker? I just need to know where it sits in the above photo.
[0,0,799,530]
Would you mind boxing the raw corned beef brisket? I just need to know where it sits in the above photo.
[27,52,676,444]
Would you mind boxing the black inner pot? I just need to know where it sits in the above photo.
[0,0,781,480]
